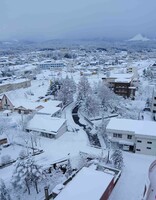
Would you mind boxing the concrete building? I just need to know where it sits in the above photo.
[37,60,65,69]
[151,87,156,120]
[0,79,31,94]
[102,73,136,98]
[106,118,156,155]
[126,66,139,87]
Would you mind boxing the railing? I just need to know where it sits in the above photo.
[149,160,156,174]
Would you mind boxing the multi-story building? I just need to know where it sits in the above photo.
[151,87,156,120]
[106,118,156,155]
[37,60,65,69]
[102,73,136,98]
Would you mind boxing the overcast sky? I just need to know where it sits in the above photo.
[0,0,156,41]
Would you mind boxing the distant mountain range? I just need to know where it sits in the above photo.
[128,34,150,42]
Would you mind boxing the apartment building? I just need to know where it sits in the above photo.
[151,87,156,120]
[102,73,136,98]
[106,118,156,155]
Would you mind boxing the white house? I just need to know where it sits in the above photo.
[26,115,67,139]
[106,118,156,155]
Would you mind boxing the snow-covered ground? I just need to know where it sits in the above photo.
[109,152,155,200]
[0,56,156,199]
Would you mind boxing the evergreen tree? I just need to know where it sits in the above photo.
[46,79,62,98]
[111,149,123,170]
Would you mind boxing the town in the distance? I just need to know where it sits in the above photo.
[0,36,156,200]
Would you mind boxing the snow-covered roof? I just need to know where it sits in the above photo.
[0,78,30,86]
[3,110,11,114]
[55,167,114,200]
[115,78,131,83]
[27,115,66,134]
[102,73,133,81]
[107,118,156,138]
[14,100,42,110]
[41,100,62,107]
[109,73,133,79]
[9,64,37,71]
[37,106,61,115]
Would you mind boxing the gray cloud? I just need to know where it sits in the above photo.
[0,0,156,40]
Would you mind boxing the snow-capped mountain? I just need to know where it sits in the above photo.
[128,34,150,42]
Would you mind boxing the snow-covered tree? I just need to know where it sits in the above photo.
[135,84,153,102]
[144,68,153,80]
[65,158,73,178]
[77,76,91,103]
[0,178,11,200]
[19,149,27,159]
[18,113,34,131]
[57,76,76,105]
[0,117,11,135]
[81,94,100,118]
[46,79,62,98]
[12,156,46,194]
[117,99,144,120]
[111,149,123,170]
[96,81,117,110]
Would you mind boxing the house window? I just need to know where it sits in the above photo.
[118,134,122,138]
[113,133,122,138]
[154,104,156,106]
[147,141,152,144]
[137,140,142,143]
[136,149,141,151]
[147,147,151,149]
[153,110,156,113]
[127,135,132,139]
[113,133,117,137]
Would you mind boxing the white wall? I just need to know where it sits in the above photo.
[107,129,135,144]
[107,129,156,155]
[135,136,156,156]
[55,122,67,139]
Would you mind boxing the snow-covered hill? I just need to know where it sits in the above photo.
[128,34,150,42]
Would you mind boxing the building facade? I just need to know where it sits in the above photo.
[106,118,156,155]
[0,79,31,94]
[151,87,156,120]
